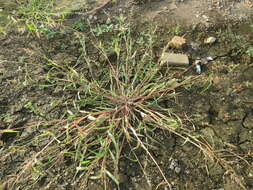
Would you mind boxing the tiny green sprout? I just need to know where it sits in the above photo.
[73,21,87,32]
[168,25,182,35]
[247,46,253,57]
[91,24,114,36]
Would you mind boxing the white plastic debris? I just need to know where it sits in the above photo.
[140,112,147,118]
[87,115,96,121]
[195,64,201,74]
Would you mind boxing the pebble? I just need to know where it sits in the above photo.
[202,15,209,21]
[106,17,111,24]
[206,56,214,61]
[190,42,200,51]
[88,15,93,20]
[87,115,96,121]
[174,166,181,174]
[204,37,217,44]
[169,158,181,174]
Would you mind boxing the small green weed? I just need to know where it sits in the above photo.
[91,23,114,36]
[168,25,182,35]
[247,46,253,57]
[72,20,87,32]
[17,0,67,37]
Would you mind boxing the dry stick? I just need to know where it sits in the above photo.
[129,126,172,190]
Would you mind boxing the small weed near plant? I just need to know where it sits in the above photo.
[247,46,253,57]
[91,23,114,36]
[168,25,183,36]
[16,0,68,37]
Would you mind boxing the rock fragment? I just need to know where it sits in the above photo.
[204,36,217,44]
[160,53,189,66]
[190,42,200,51]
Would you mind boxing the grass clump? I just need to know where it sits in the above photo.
[2,17,190,189]
[46,17,190,188]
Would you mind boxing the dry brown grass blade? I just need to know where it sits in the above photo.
[129,126,173,190]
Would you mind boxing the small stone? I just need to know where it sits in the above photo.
[106,17,111,24]
[160,53,189,66]
[168,36,186,49]
[87,115,96,121]
[206,56,214,61]
[202,15,209,21]
[204,37,217,44]
[174,166,181,174]
[88,15,93,20]
[169,159,178,170]
[168,158,182,174]
[190,42,200,51]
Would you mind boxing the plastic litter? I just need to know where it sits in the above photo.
[195,64,201,74]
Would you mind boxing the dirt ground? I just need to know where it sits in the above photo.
[0,0,253,190]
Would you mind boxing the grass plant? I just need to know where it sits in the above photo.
[48,17,191,188]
